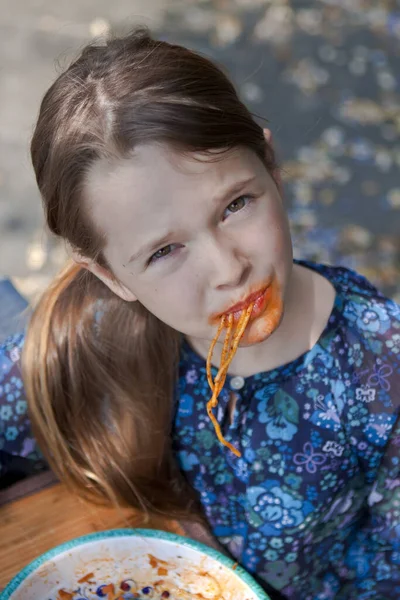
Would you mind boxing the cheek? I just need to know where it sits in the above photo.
[245,207,290,261]
[264,203,292,264]
[142,271,202,322]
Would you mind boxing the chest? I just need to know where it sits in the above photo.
[172,360,367,541]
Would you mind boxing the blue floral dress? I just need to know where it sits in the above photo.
[1,260,400,599]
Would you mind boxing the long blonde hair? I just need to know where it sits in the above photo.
[22,27,277,516]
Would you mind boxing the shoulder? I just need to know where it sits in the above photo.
[0,331,46,481]
[297,259,391,301]
[0,332,26,406]
[332,264,398,345]
[0,332,26,414]
[1,331,25,371]
[299,259,399,341]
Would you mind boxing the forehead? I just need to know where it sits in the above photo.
[84,143,265,254]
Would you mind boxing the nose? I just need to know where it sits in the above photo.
[204,235,250,290]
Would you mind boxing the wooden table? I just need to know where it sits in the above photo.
[0,482,184,590]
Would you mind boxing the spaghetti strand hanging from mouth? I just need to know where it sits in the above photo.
[206,303,254,457]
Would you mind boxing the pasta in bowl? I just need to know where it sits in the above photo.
[1,529,270,600]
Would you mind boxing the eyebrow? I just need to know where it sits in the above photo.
[126,175,258,265]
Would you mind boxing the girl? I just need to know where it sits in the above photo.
[1,28,399,600]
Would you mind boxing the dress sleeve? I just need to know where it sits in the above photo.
[0,332,47,487]
[340,287,400,596]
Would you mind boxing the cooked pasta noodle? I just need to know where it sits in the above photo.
[206,304,254,457]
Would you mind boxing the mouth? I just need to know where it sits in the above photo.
[226,287,267,315]
[210,284,271,325]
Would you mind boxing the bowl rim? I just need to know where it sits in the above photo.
[0,528,270,600]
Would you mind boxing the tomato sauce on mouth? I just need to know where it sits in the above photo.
[208,275,284,347]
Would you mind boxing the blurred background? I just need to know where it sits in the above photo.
[0,0,399,302]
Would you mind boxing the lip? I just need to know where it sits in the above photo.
[209,283,271,325]
[225,287,267,316]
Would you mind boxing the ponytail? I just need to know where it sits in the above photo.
[22,260,198,518]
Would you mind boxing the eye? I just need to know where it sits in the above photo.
[223,195,254,220]
[149,244,180,264]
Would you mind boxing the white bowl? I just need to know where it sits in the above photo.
[1,529,270,600]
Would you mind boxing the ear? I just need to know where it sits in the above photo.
[71,250,137,302]
[263,128,284,197]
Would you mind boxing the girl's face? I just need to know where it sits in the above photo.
[85,142,293,347]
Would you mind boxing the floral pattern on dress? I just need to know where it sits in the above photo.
[173,260,400,599]
[1,260,400,599]
[0,332,46,484]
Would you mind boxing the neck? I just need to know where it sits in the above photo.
[187,262,336,377]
